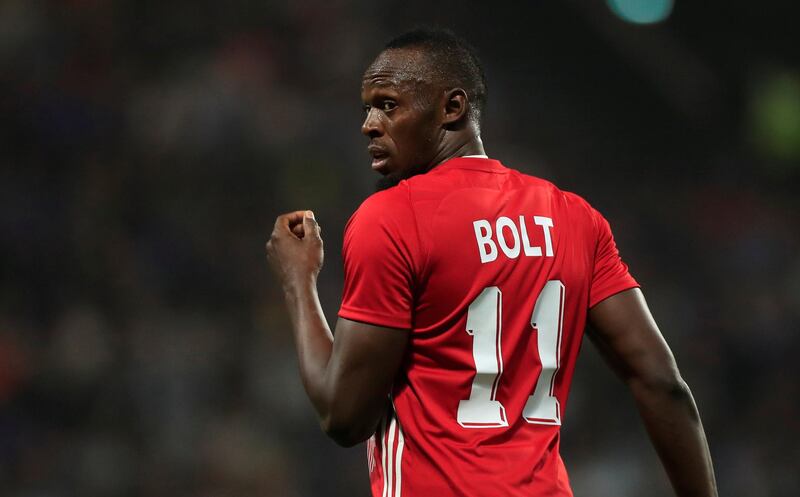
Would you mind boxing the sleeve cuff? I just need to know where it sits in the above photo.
[589,282,641,309]
[338,306,412,330]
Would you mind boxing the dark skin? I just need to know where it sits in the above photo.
[361,48,486,187]
[267,47,717,496]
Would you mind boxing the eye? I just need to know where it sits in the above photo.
[362,104,371,113]
[380,100,397,112]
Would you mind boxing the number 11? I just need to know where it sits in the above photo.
[457,280,565,428]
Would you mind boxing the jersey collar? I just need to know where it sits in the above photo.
[435,155,506,173]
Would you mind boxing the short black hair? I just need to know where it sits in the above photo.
[383,27,488,124]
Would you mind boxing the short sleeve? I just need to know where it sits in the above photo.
[338,190,419,329]
[589,209,639,308]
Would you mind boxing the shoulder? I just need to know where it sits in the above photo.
[509,169,605,238]
[342,184,423,274]
[560,189,600,220]
[558,189,607,239]
[347,185,412,227]
[361,183,411,210]
[511,168,600,218]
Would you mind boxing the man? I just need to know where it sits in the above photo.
[267,28,717,497]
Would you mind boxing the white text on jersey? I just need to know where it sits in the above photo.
[472,216,554,263]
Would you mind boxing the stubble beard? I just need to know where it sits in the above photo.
[374,161,430,192]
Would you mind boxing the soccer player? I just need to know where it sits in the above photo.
[266,28,717,497]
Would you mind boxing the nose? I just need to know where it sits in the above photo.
[361,107,383,138]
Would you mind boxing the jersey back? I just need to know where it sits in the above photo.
[339,157,638,497]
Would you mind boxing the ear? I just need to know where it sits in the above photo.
[442,88,469,126]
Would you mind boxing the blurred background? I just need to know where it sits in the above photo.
[1,0,798,496]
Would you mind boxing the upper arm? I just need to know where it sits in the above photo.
[327,191,418,444]
[323,317,408,445]
[588,288,681,387]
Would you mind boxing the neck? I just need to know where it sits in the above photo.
[429,133,486,168]
[374,133,486,192]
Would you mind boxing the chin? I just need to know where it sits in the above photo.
[375,170,404,191]
[374,161,430,192]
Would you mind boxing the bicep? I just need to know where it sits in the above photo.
[322,317,408,443]
[329,317,409,396]
[587,288,680,385]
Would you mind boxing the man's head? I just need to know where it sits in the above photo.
[361,27,488,190]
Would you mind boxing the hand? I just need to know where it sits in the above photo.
[266,210,324,290]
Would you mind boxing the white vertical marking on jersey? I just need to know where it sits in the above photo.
[394,420,405,497]
[386,415,397,497]
[367,436,375,474]
[381,417,389,497]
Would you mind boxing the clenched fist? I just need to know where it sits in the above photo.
[266,210,324,290]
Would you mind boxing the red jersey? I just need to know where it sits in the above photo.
[338,157,638,497]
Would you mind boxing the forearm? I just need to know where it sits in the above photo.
[283,279,334,417]
[268,210,400,446]
[282,282,399,446]
[629,377,717,497]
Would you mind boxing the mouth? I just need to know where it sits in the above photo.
[368,145,390,173]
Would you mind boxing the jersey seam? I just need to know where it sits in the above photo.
[339,304,412,329]
[590,282,640,308]
[446,167,507,173]
[589,204,601,284]
[403,182,430,308]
